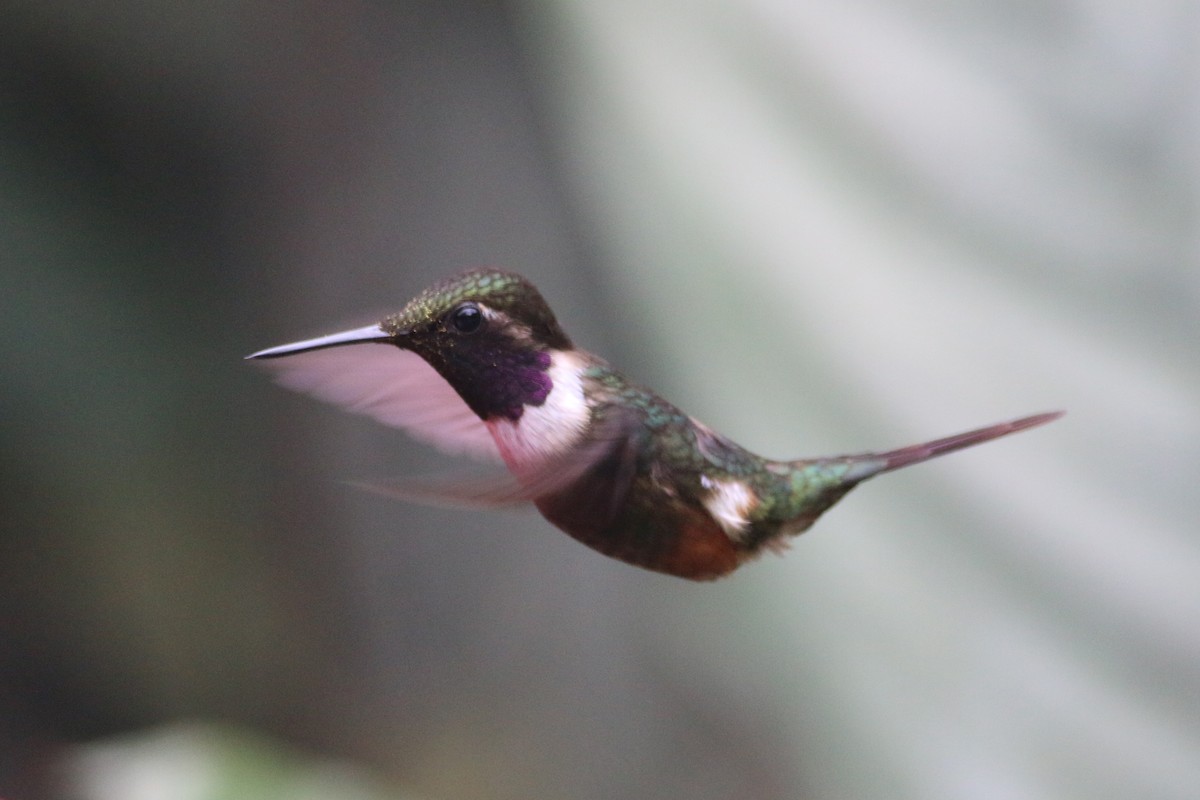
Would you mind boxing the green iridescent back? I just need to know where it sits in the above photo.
[582,360,876,543]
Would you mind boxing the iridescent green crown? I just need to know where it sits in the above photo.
[385,268,571,349]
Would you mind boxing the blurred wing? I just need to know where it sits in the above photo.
[257,345,502,462]
[353,470,537,509]
[358,403,642,514]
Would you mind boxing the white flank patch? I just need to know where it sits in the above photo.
[487,349,591,472]
[700,475,757,541]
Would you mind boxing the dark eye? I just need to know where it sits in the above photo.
[449,302,483,334]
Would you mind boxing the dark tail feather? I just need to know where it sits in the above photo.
[841,411,1063,482]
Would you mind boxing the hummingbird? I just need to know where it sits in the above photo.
[248,269,1061,580]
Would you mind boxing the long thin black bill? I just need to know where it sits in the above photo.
[245,324,394,360]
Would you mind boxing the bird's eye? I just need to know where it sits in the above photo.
[449,303,483,334]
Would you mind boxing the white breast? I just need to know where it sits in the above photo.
[487,349,591,472]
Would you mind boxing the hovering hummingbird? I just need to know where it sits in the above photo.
[248,269,1061,580]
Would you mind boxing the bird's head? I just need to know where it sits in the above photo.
[248,269,574,422]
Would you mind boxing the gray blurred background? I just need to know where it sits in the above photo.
[1,2,1197,799]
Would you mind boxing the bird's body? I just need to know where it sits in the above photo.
[249,269,1060,580]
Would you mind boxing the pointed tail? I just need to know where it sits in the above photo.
[840,411,1063,482]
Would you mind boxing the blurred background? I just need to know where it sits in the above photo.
[1,1,1197,798]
